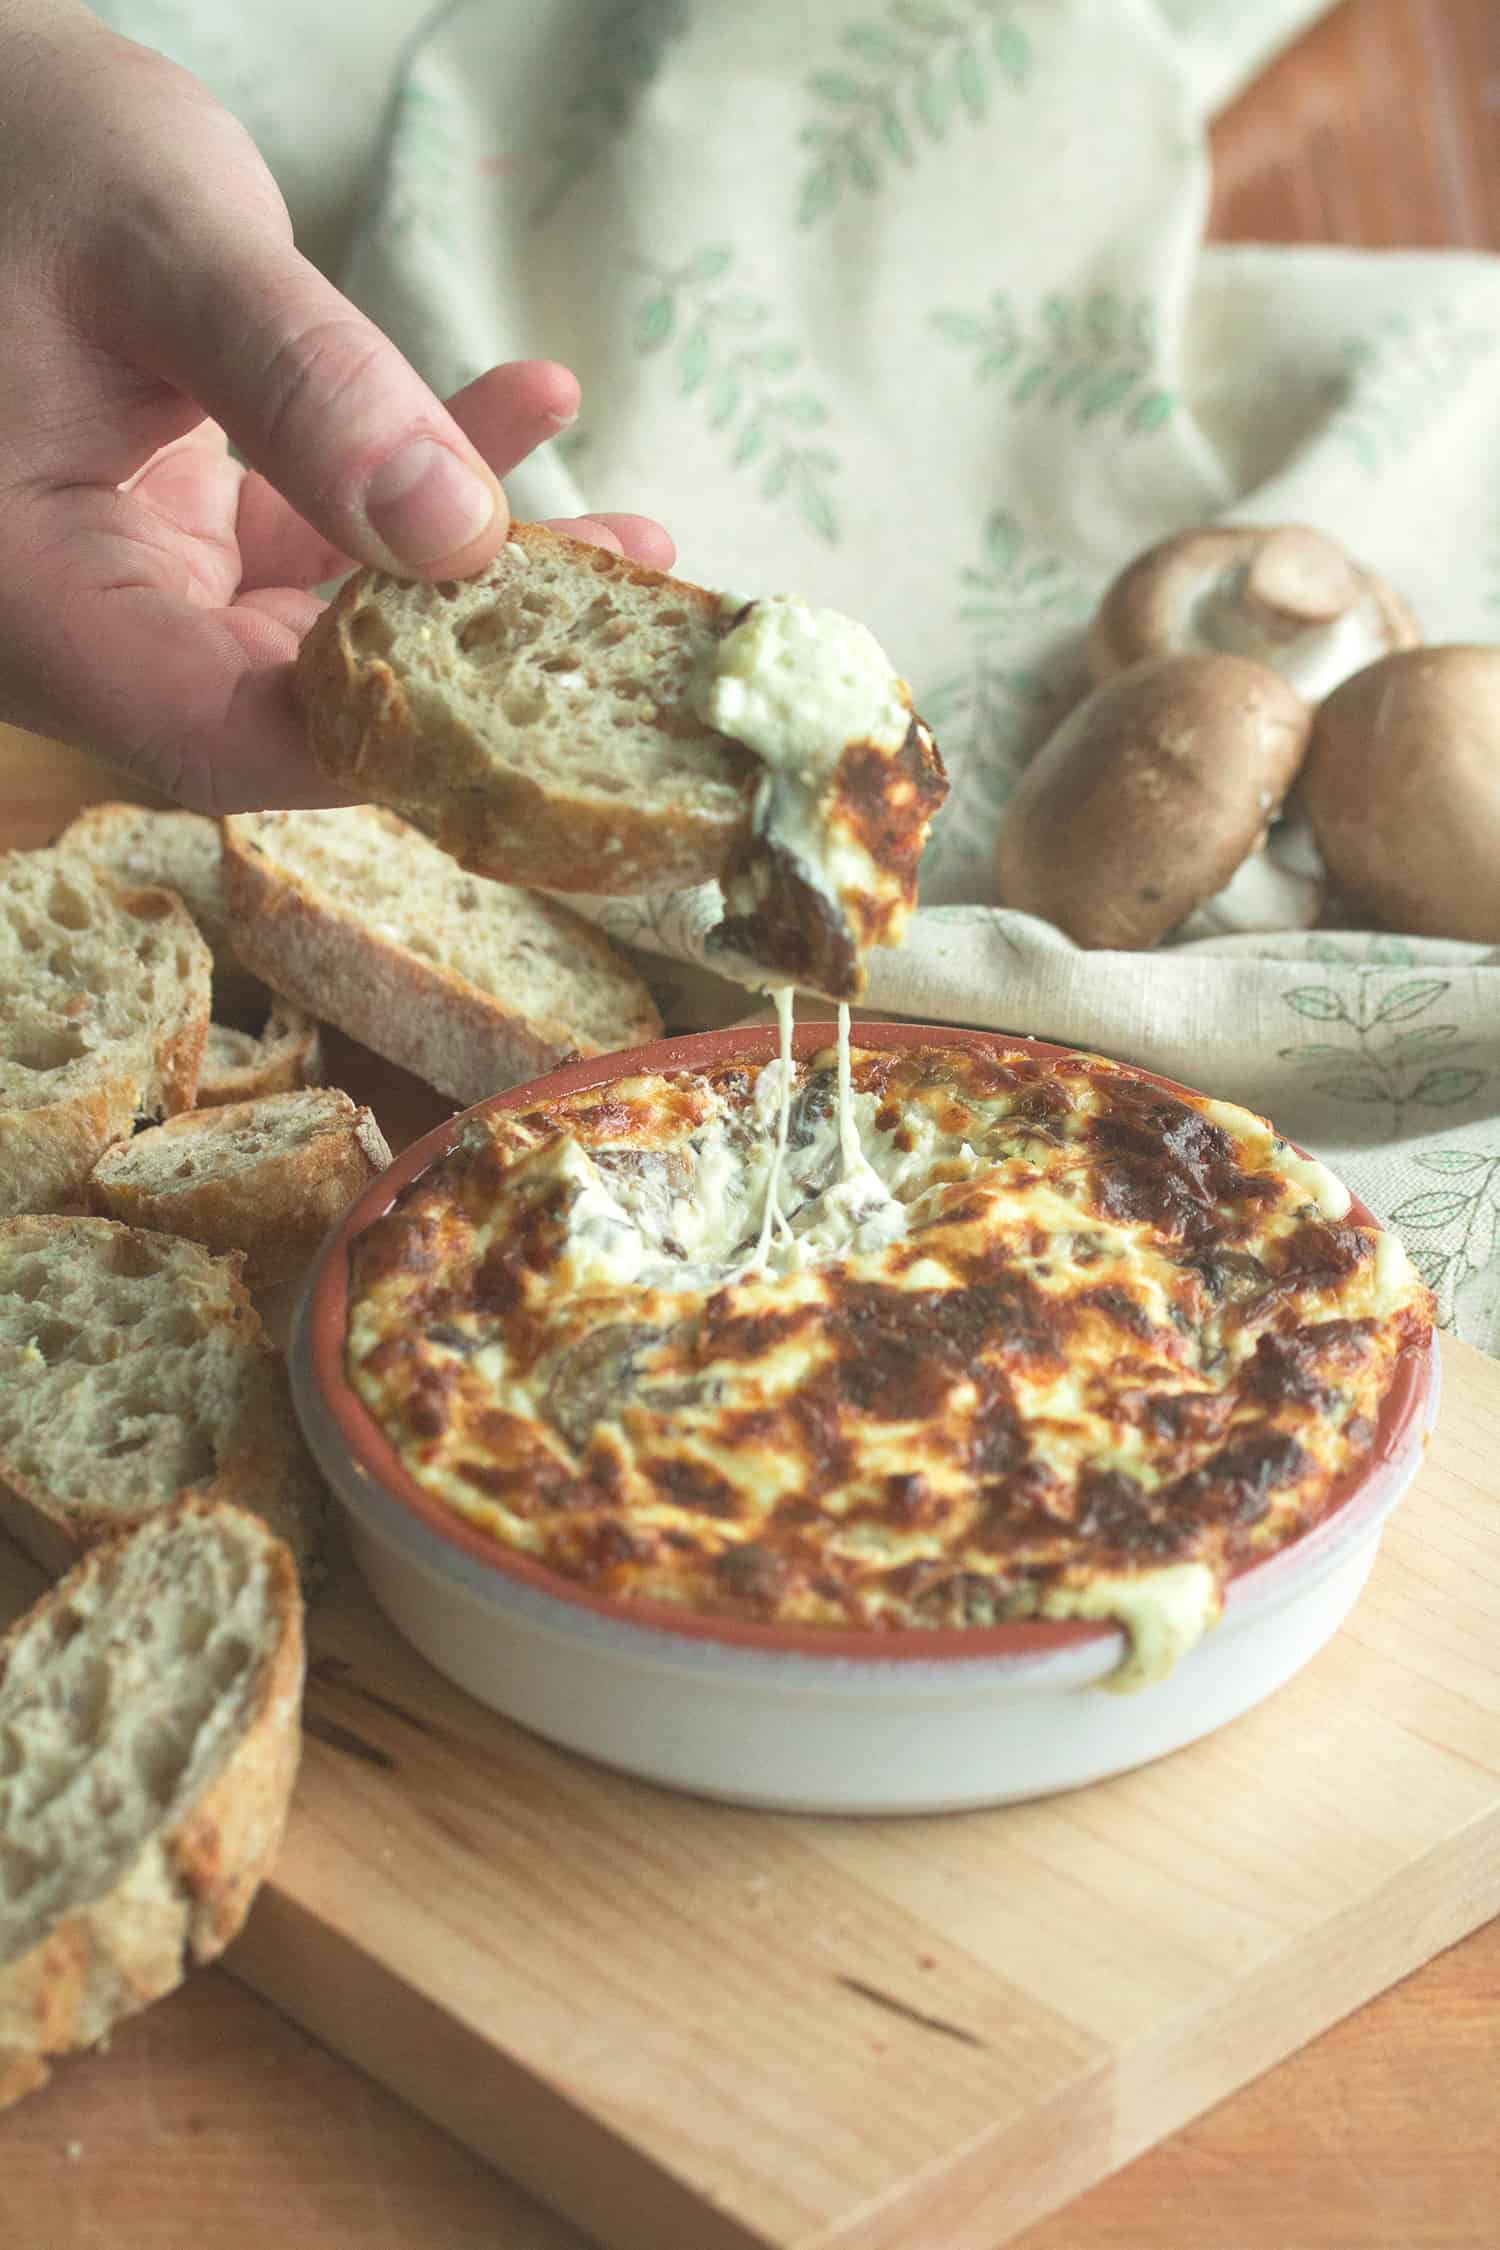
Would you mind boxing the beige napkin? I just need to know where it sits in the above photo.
[104,0,1500,1349]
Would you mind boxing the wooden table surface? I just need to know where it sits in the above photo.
[3,3,1500,2245]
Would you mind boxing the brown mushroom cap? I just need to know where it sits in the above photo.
[1301,645,1500,943]
[995,653,1311,949]
[1087,524,1420,696]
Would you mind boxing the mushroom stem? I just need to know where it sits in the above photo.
[1087,524,1420,706]
[1244,528,1360,630]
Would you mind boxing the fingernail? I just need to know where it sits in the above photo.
[363,440,497,566]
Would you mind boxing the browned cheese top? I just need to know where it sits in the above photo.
[346,1044,1433,1654]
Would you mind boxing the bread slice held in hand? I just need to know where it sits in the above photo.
[0,851,211,1219]
[295,527,947,1002]
[222,806,662,1107]
[0,1217,323,1580]
[297,521,754,895]
[90,1088,392,1286]
[0,1500,303,2109]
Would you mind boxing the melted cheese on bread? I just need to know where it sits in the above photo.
[694,596,947,1002]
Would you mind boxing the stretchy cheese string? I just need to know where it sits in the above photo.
[835,1001,858,1180]
[745,986,797,1274]
[746,997,874,1276]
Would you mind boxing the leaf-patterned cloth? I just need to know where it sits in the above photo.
[108,0,1500,1351]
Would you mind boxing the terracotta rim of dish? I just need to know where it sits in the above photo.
[301,1022,1438,1666]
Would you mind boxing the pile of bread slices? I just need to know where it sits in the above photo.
[0,521,952,2104]
[0,804,598,2103]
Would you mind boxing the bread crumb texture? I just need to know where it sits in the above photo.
[0,851,211,1216]
[227,806,661,1062]
[0,1218,323,1577]
[0,1500,303,2105]
[0,1508,285,1961]
[297,524,751,891]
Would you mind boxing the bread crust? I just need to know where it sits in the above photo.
[89,1091,392,1286]
[0,1216,324,1580]
[221,812,662,1108]
[0,1500,303,2109]
[0,1067,143,1223]
[196,1000,322,1108]
[130,881,210,1115]
[296,522,751,893]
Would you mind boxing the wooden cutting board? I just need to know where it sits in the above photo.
[6,1343,1491,2250]
[224,1338,1500,2250]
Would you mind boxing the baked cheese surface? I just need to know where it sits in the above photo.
[346,1043,1433,1685]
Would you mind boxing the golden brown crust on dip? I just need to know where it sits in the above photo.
[345,1044,1433,1660]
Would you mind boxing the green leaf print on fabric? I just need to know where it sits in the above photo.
[919,511,1089,896]
[932,291,1177,430]
[1326,304,1497,474]
[631,248,843,543]
[1305,934,1420,970]
[1392,1147,1500,1327]
[528,0,691,227]
[797,2,1040,226]
[1277,972,1487,1136]
[379,79,459,255]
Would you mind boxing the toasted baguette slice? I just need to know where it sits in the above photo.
[221,807,662,1107]
[198,997,322,1107]
[0,1217,323,1579]
[89,1089,391,1285]
[0,852,211,1219]
[0,1499,303,2109]
[57,799,266,1024]
[296,521,754,892]
[56,808,323,1111]
[55,803,237,973]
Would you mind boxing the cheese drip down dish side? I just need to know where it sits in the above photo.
[344,1042,1434,1692]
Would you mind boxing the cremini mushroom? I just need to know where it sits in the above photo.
[995,653,1312,949]
[1301,645,1500,943]
[1087,525,1420,703]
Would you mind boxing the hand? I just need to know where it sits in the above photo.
[0,2,673,813]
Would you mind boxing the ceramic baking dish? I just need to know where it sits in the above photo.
[290,1023,1439,1815]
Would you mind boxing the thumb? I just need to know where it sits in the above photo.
[128,232,512,579]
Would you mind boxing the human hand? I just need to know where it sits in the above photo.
[0,1,673,812]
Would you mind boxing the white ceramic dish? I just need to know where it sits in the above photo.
[291,1024,1439,1816]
